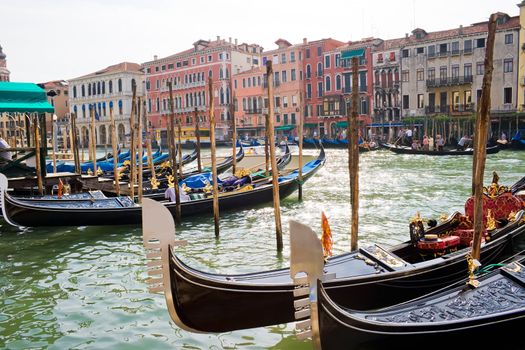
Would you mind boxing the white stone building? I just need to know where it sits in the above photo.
[68,62,144,146]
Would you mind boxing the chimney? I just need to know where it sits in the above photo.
[303,38,308,44]
[235,38,238,46]
[459,24,463,35]
[229,37,232,43]
[154,55,158,61]
[405,33,408,38]
[216,35,220,42]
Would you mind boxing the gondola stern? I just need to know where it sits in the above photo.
[0,173,25,229]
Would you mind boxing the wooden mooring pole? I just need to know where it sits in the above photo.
[194,107,202,173]
[349,56,360,252]
[168,81,181,223]
[109,105,120,195]
[298,91,304,200]
[129,82,137,200]
[208,77,220,237]
[137,97,144,204]
[231,90,237,175]
[266,61,283,251]
[471,13,497,261]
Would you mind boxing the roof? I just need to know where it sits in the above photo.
[380,15,520,50]
[0,82,55,113]
[72,62,142,80]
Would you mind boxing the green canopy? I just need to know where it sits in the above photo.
[0,82,55,113]
[275,125,296,131]
[304,123,317,128]
[341,48,365,59]
[335,121,348,128]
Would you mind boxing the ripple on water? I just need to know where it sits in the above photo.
[0,148,524,349]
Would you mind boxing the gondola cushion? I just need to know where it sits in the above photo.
[455,229,488,246]
[417,235,459,252]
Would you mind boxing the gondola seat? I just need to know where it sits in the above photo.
[455,228,488,246]
[463,192,523,228]
[417,235,460,255]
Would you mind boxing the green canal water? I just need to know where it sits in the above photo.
[1,148,524,349]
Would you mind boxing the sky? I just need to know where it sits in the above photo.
[1,0,521,83]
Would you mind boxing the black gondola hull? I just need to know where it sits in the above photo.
[383,143,500,155]
[162,218,525,332]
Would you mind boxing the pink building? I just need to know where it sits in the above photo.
[233,39,305,139]
[142,37,262,144]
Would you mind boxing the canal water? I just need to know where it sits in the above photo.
[1,148,524,349]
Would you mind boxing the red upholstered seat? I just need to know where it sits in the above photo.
[455,229,488,246]
[463,192,523,228]
[417,235,460,253]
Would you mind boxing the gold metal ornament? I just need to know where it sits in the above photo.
[151,177,160,190]
[466,253,481,288]
[486,209,497,231]
[167,175,175,188]
[87,168,93,176]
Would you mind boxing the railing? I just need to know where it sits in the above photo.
[245,108,262,114]
[342,86,368,93]
[160,81,206,92]
[262,80,281,88]
[426,75,473,87]
[425,104,474,114]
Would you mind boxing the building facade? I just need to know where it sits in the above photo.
[68,62,144,146]
[0,44,9,82]
[142,37,262,144]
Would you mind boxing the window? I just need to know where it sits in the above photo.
[402,95,409,109]
[504,87,512,104]
[306,65,311,78]
[291,69,296,81]
[504,58,513,73]
[325,55,330,68]
[242,78,246,88]
[451,65,459,79]
[146,81,150,90]
[464,40,473,53]
[118,79,122,92]
[476,38,485,48]
[402,49,410,58]
[208,55,212,62]
[317,63,323,76]
[291,113,296,124]
[505,33,513,44]
[200,56,204,64]
[416,47,424,54]
[417,94,424,108]
[108,81,112,93]
[389,52,396,61]
[325,76,331,91]
[401,70,409,82]
[427,68,435,81]
[416,69,424,81]
[439,43,447,54]
[283,114,288,124]
[247,77,251,87]
[290,51,295,62]
[317,46,322,56]
[192,58,196,65]
[273,55,278,65]
[464,64,472,78]
[281,70,287,83]
[73,86,77,98]
[451,41,459,55]
[317,82,323,97]
[476,62,484,75]
[427,45,435,57]
[336,75,341,90]
[452,91,460,109]
[335,54,340,67]
[306,84,312,98]
[464,90,472,105]
[281,53,286,64]
[162,65,166,71]
[283,96,288,108]
[292,95,297,106]
[316,104,323,116]
[306,48,310,59]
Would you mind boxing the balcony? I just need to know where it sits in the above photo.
[342,86,368,94]
[425,104,474,115]
[492,105,517,114]
[426,75,473,88]
[245,108,262,114]
[160,80,206,92]
[261,107,280,114]
[262,80,281,88]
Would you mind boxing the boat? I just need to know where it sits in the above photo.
[285,218,525,349]
[382,142,500,155]
[510,130,525,150]
[139,175,525,332]
[0,146,324,227]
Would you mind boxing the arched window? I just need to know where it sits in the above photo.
[306,64,311,78]
[243,98,246,111]
[81,85,85,97]
[102,81,106,94]
[97,82,101,95]
[193,73,196,82]
[219,68,223,79]
[186,94,189,107]
[73,86,77,98]
[225,68,229,78]
[109,80,113,93]
[336,75,341,91]
[118,100,123,115]
[317,63,323,76]
[220,87,225,104]
[88,83,91,96]
[208,70,212,78]
[325,76,331,92]
[226,87,230,104]
[118,79,123,92]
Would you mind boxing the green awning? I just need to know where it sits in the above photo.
[275,125,296,131]
[341,48,365,59]
[304,123,317,128]
[335,121,348,128]
[0,82,55,113]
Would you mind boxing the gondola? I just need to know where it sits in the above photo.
[140,175,525,333]
[0,146,324,227]
[315,257,525,349]
[382,142,500,155]
[286,219,525,349]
